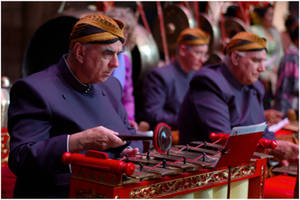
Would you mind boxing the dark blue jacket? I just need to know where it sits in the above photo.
[141,60,195,129]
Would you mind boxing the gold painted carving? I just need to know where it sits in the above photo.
[130,164,256,198]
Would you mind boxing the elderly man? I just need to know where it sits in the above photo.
[178,32,298,164]
[8,14,140,198]
[140,28,210,129]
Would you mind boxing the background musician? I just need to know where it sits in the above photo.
[250,3,283,109]
[139,28,210,130]
[273,18,299,116]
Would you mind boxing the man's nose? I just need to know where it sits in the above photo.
[110,54,119,68]
[258,61,266,72]
[200,56,207,63]
[199,54,208,64]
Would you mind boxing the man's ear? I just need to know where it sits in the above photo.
[73,42,85,63]
[231,51,239,66]
[178,45,187,57]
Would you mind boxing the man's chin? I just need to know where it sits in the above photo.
[101,77,109,82]
[253,77,260,83]
[193,66,202,71]
[246,79,257,85]
[92,77,108,84]
[101,73,112,82]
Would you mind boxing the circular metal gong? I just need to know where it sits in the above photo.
[153,123,172,154]
[118,123,172,154]
[198,13,220,54]
[222,17,248,39]
[153,4,196,57]
[205,51,224,65]
[22,15,79,77]
[132,25,160,122]
[131,24,160,82]
[22,9,102,77]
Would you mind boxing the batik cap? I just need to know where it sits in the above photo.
[69,14,125,48]
[225,32,267,54]
[177,28,210,45]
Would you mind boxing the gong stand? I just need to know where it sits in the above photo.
[156,1,170,64]
[136,2,152,36]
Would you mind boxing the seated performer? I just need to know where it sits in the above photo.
[250,3,283,109]
[140,28,210,129]
[273,23,299,115]
[178,32,298,162]
[8,14,140,198]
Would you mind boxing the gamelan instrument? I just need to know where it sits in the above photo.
[153,4,196,57]
[62,123,277,198]
[119,123,172,154]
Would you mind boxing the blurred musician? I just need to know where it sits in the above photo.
[8,14,140,198]
[250,3,284,109]
[178,32,298,162]
[274,19,299,115]
[140,28,210,130]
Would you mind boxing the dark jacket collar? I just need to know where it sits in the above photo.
[58,55,95,96]
[174,59,195,79]
[221,63,244,90]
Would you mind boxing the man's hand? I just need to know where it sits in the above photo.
[121,147,139,157]
[264,109,284,126]
[269,140,299,166]
[129,120,139,130]
[69,126,125,153]
[137,121,150,132]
